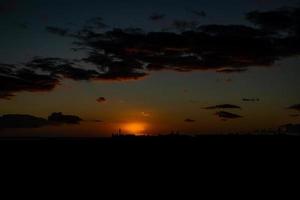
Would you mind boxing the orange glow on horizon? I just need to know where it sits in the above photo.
[123,122,148,135]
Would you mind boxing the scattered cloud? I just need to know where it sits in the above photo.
[46,26,70,36]
[246,7,300,35]
[0,65,60,100]
[242,98,260,102]
[0,112,83,129]
[97,97,107,103]
[0,114,48,129]
[204,104,241,110]
[185,118,196,123]
[216,68,248,73]
[86,119,103,123]
[150,13,166,21]
[287,104,300,111]
[85,17,108,29]
[215,111,243,120]
[48,112,82,124]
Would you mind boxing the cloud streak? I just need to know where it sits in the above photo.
[0,112,83,129]
[287,104,300,111]
[215,111,243,120]
[185,118,196,123]
[242,98,260,102]
[204,104,241,110]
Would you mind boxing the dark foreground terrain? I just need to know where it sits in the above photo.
[1,134,299,152]
[1,134,299,172]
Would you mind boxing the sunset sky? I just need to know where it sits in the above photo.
[1,0,300,137]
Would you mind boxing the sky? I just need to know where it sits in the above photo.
[1,0,300,137]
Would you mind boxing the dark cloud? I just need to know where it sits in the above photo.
[149,13,166,21]
[0,112,84,129]
[185,118,196,123]
[287,104,300,111]
[215,111,243,120]
[216,68,248,73]
[204,104,241,110]
[46,27,70,36]
[191,10,207,18]
[243,98,260,102]
[88,120,103,123]
[97,97,107,103]
[0,66,60,100]
[246,7,300,36]
[44,7,300,81]
[48,112,82,124]
[68,22,291,76]
[0,114,48,129]
[25,57,100,81]
[172,20,198,31]
[85,17,109,29]
[0,63,15,74]
[3,6,300,99]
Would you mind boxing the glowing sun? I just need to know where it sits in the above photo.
[123,122,147,135]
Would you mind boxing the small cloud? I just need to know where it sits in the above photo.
[215,111,243,120]
[46,26,70,36]
[149,13,166,21]
[216,68,248,73]
[87,119,103,123]
[287,104,300,112]
[97,97,107,103]
[243,98,260,102]
[185,118,196,123]
[204,104,241,110]
[48,112,82,124]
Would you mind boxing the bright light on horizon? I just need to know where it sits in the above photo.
[123,122,148,135]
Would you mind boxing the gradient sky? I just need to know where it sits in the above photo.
[1,0,300,137]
